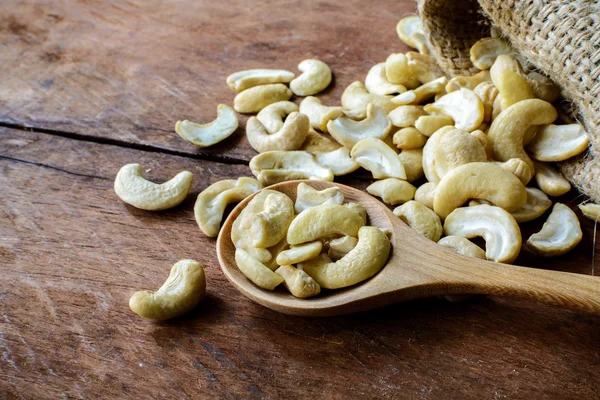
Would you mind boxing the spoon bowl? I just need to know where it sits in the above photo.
[217,180,600,316]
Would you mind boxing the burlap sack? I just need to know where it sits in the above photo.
[416,0,600,202]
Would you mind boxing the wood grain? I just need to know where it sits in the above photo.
[1,127,600,399]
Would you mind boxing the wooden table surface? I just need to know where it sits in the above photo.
[1,1,599,398]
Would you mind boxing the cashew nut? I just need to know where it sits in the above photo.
[495,158,533,185]
[299,226,390,289]
[579,203,600,222]
[424,88,484,132]
[391,77,447,105]
[433,162,527,219]
[414,114,454,137]
[327,235,358,260]
[393,200,442,242]
[414,182,436,209]
[365,63,407,95]
[367,178,416,205]
[175,104,238,148]
[276,241,323,266]
[328,103,392,148]
[444,205,521,263]
[235,248,284,290]
[129,259,206,320]
[385,53,420,89]
[263,237,289,271]
[342,81,395,114]
[344,202,368,225]
[299,97,344,133]
[233,83,293,113]
[490,55,534,110]
[388,105,426,128]
[114,164,193,211]
[287,203,365,245]
[406,52,445,84]
[194,177,262,237]
[396,16,426,50]
[445,71,491,93]
[510,187,553,223]
[256,101,299,134]
[275,265,321,298]
[314,147,360,176]
[533,161,571,197]
[227,69,295,92]
[393,127,428,149]
[469,37,515,70]
[290,59,332,96]
[421,126,458,184]
[434,128,487,178]
[249,151,334,185]
[526,71,561,103]
[351,138,407,180]
[301,128,341,153]
[246,112,309,153]
[438,236,486,260]
[294,182,344,213]
[526,203,582,257]
[526,124,589,162]
[473,81,498,123]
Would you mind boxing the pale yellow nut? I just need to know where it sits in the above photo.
[227,69,295,92]
[469,37,515,70]
[235,248,284,290]
[290,59,332,97]
[526,203,582,257]
[445,71,491,93]
[175,104,238,148]
[510,187,552,223]
[495,158,533,186]
[299,226,390,289]
[194,177,262,238]
[233,83,293,113]
[398,148,424,182]
[385,53,420,89]
[490,55,534,110]
[300,128,341,153]
[487,99,558,172]
[393,200,442,242]
[276,241,323,266]
[473,81,498,123]
[314,147,360,176]
[579,203,600,222]
[365,63,407,95]
[342,107,368,120]
[393,127,428,149]
[367,178,416,205]
[414,114,454,137]
[470,129,494,160]
[341,81,396,114]
[421,126,457,184]
[263,237,289,271]
[129,260,206,320]
[246,112,309,153]
[396,16,425,49]
[383,132,400,154]
[444,205,521,263]
[491,94,503,121]
[114,164,193,211]
[526,71,561,103]
[414,182,436,209]
[287,203,365,245]
[434,128,487,179]
[391,77,447,105]
[328,103,392,149]
[256,101,299,134]
[344,202,368,225]
[249,151,334,185]
[526,124,589,162]
[388,105,426,128]
[275,265,321,298]
[533,161,571,197]
[438,236,486,260]
[406,52,445,84]
[433,162,527,219]
[351,138,407,180]
[295,182,344,213]
[424,88,484,132]
[298,97,344,133]
[327,235,358,260]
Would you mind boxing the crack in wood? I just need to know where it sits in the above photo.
[0,155,109,180]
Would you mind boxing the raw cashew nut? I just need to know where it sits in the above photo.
[299,226,390,289]
[495,158,533,185]
[344,202,368,225]
[445,71,491,93]
[246,112,309,153]
[388,105,426,128]
[533,161,571,197]
[290,59,332,96]
[249,151,334,185]
[444,205,521,263]
[341,81,395,114]
[114,164,193,211]
[234,83,293,113]
[227,69,295,92]
[129,259,206,320]
[438,236,486,260]
[351,138,407,180]
[393,200,442,242]
[314,147,360,176]
[434,128,487,179]
[510,187,552,223]
[299,97,344,133]
[327,235,358,260]
[175,104,238,147]
[367,178,416,205]
[433,162,527,219]
[406,52,445,84]
[275,265,321,298]
[421,126,458,184]
[396,16,426,50]
[526,71,561,103]
[235,248,284,290]
[391,77,447,106]
[469,37,515,70]
[424,88,484,132]
[256,101,299,134]
[365,63,407,95]
[301,128,341,153]
[526,124,589,162]
[385,53,420,89]
[579,203,600,222]
[393,127,428,149]
[295,182,344,213]
[276,241,323,266]
[526,203,582,257]
[195,177,262,237]
[487,99,558,171]
[490,55,534,110]
[414,115,454,137]
[328,103,392,148]
[414,182,436,209]
[264,237,289,271]
[473,81,499,123]
[287,203,365,245]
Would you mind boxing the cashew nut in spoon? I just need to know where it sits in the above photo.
[314,147,360,176]
[344,202,368,225]
[526,124,589,162]
[367,178,416,205]
[365,63,407,95]
[114,164,194,211]
[388,105,426,128]
[438,236,486,260]
[341,81,396,114]
[235,248,284,290]
[287,203,365,245]
[393,200,442,242]
[175,104,238,148]
[444,205,522,263]
[385,53,420,89]
[351,138,407,180]
[256,101,299,135]
[234,83,293,113]
[526,203,582,257]
[300,128,341,153]
[406,52,445,84]
[424,88,484,132]
[414,182,436,209]
[391,77,447,106]
[276,241,323,266]
[393,127,428,149]
[328,103,392,148]
[327,235,358,260]
[129,259,206,320]
[246,112,309,153]
[227,69,295,92]
[290,59,332,96]
[469,37,515,70]
[299,97,344,133]
[249,151,334,185]
[533,161,571,197]
[294,182,344,213]
[275,265,321,298]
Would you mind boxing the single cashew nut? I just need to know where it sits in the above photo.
[290,59,332,96]
[114,164,193,211]
[526,124,589,162]
[533,161,571,197]
[385,53,420,89]
[490,55,534,110]
[421,126,458,184]
[444,205,521,263]
[414,115,454,137]
[129,259,206,320]
[445,71,491,93]
[473,81,499,123]
[287,203,365,245]
[396,16,425,49]
[299,226,390,289]
[295,182,344,213]
[526,203,582,257]
[301,128,342,153]
[328,103,392,148]
[391,77,448,106]
[393,200,442,242]
[275,265,321,298]
[424,88,484,132]
[388,105,426,128]
[342,81,395,114]
[175,104,238,147]
[406,52,445,84]
[414,182,436,209]
[351,138,407,180]
[195,177,262,237]
[314,147,360,176]
[579,203,600,222]
[299,97,344,133]
[246,112,309,153]
[438,236,486,260]
[365,63,407,95]
[526,71,561,103]
[393,127,428,149]
[434,162,527,219]
[235,248,284,290]
[367,178,416,205]
[469,37,515,70]
[327,235,359,260]
[263,237,290,271]
[234,83,293,113]
[510,187,553,223]
[227,69,295,92]
[249,151,334,185]
[256,101,299,134]
[434,128,487,179]
[276,241,323,266]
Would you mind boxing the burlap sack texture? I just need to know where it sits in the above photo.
[416,0,600,202]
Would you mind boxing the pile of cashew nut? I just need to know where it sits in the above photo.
[114,16,599,318]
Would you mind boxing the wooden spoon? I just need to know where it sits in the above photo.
[217,180,600,316]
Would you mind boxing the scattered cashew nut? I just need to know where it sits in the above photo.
[299,97,344,133]
[424,88,484,132]
[533,161,571,197]
[249,151,334,185]
[526,124,589,162]
[365,63,407,95]
[256,101,299,134]
[526,203,582,257]
[290,59,332,96]
[234,83,293,113]
[246,112,309,153]
[367,178,416,205]
[351,138,407,180]
[227,69,295,92]
[175,104,238,147]
[328,103,392,148]
[341,81,395,114]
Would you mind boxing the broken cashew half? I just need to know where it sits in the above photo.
[287,203,365,245]
[246,112,309,153]
[438,236,486,260]
[276,241,323,266]
[295,182,344,213]
[299,97,343,133]
[367,178,416,205]
[398,148,424,182]
[526,203,582,257]
[234,83,293,113]
[341,81,395,114]
[393,200,442,242]
[227,69,295,92]
[314,147,360,176]
[290,59,332,96]
[424,88,484,132]
[175,104,238,148]
[526,124,589,162]
[510,187,552,223]
[328,103,392,148]
[579,203,600,222]
[351,138,407,180]
[365,63,407,95]
[533,161,571,197]
[235,248,284,290]
[249,151,334,185]
[275,265,321,298]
